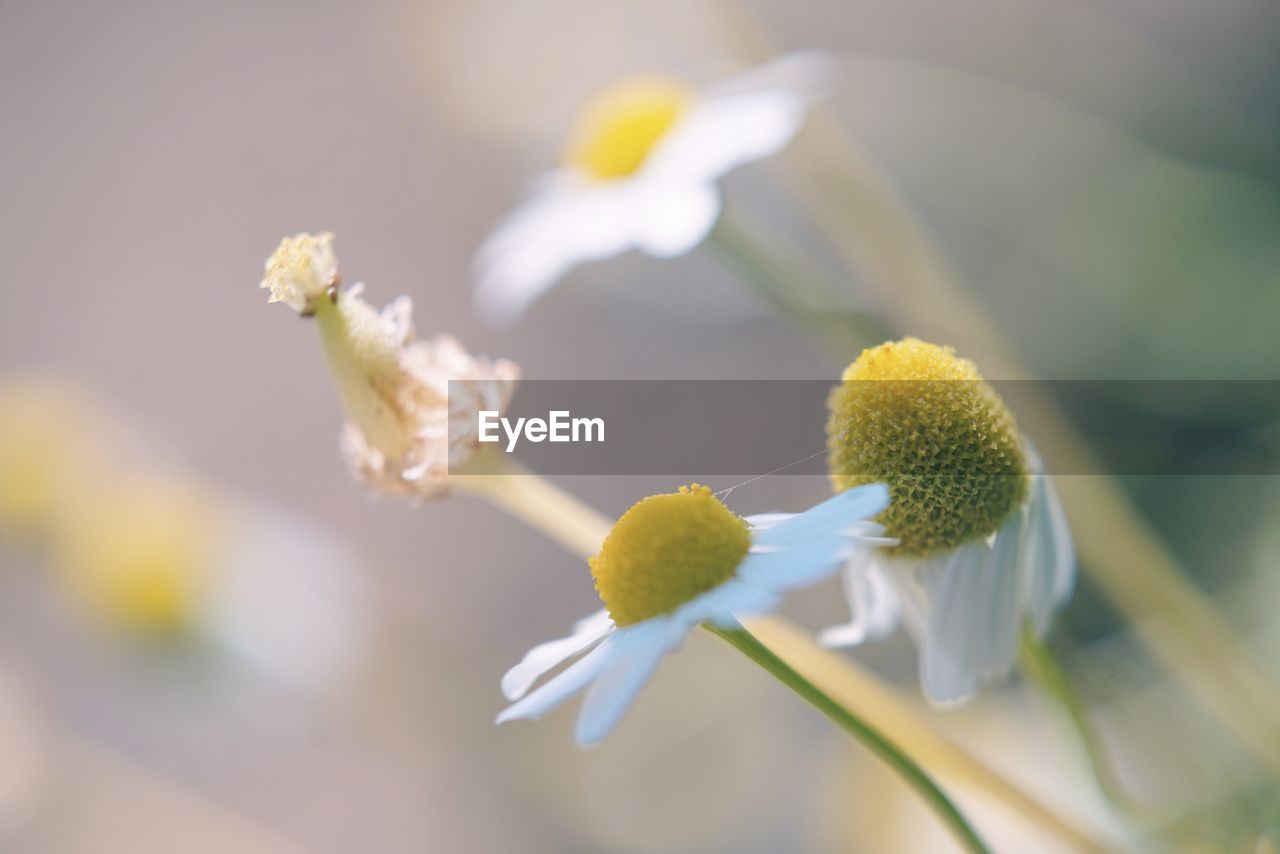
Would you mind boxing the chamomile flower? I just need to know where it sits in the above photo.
[51,471,368,691]
[261,234,520,499]
[497,482,890,745]
[822,338,1076,704]
[474,51,830,325]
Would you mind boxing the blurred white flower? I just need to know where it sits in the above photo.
[497,483,889,745]
[51,470,370,693]
[824,338,1076,703]
[262,234,520,499]
[474,51,831,325]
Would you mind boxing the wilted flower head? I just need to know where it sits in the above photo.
[262,234,519,499]
[260,232,339,314]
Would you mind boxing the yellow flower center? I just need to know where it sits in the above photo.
[564,76,692,181]
[591,484,750,626]
[827,338,1028,557]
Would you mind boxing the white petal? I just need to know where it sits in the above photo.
[752,484,890,549]
[982,507,1028,680]
[702,50,834,102]
[496,635,617,725]
[574,620,675,745]
[744,512,795,530]
[916,509,1029,704]
[473,178,638,325]
[643,90,810,185]
[628,180,721,258]
[819,558,902,648]
[474,175,719,325]
[917,543,990,704]
[736,533,847,591]
[500,609,614,701]
[676,577,782,628]
[1025,473,1077,635]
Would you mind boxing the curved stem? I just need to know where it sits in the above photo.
[708,622,990,854]
[705,213,886,362]
[452,447,609,558]
[1019,629,1159,825]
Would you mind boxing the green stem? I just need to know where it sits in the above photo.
[708,622,991,854]
[1019,628,1156,825]
[704,214,887,362]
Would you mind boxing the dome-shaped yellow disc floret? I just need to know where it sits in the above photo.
[827,338,1028,556]
[564,76,692,181]
[591,484,750,626]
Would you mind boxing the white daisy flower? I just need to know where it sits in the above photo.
[474,51,831,325]
[496,481,891,745]
[822,338,1076,704]
[261,234,520,499]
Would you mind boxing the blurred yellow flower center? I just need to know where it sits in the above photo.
[564,76,692,181]
[58,478,213,635]
[591,484,750,626]
[827,338,1028,556]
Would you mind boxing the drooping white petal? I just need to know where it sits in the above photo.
[917,542,991,704]
[914,504,1029,704]
[981,506,1028,680]
[1025,474,1077,635]
[643,89,810,186]
[574,620,676,745]
[496,635,618,725]
[752,483,890,549]
[500,609,614,701]
[819,559,902,648]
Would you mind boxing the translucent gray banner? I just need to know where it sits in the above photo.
[450,380,1280,476]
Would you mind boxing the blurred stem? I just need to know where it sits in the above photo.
[1019,627,1156,825]
[709,622,990,854]
[716,10,1280,774]
[746,615,1107,852]
[456,452,1105,850]
[452,447,609,558]
[704,213,885,362]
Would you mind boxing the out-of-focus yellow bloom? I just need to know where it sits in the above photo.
[263,234,519,499]
[473,52,830,325]
[0,381,108,538]
[55,474,216,636]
